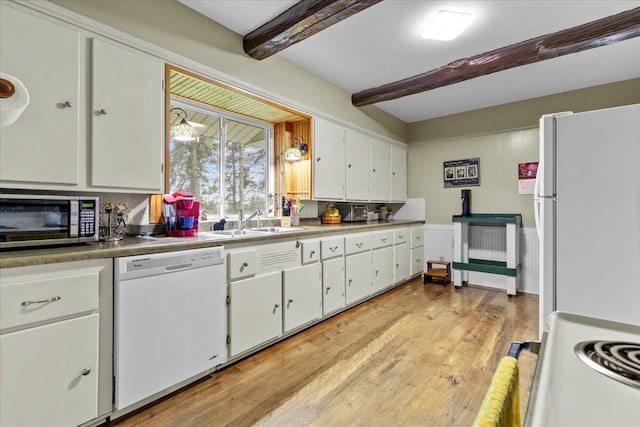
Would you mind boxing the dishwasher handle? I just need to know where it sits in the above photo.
[164,263,193,272]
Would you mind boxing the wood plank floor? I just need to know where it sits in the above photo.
[110,278,539,427]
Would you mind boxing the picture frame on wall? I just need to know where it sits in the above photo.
[443,158,480,187]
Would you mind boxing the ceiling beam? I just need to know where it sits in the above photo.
[243,0,382,60]
[352,7,640,107]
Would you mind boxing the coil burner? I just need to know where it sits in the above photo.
[575,341,640,390]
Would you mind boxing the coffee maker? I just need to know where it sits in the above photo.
[163,192,200,237]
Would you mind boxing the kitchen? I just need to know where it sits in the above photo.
[1,1,639,426]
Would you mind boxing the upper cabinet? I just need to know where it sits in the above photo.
[371,138,391,201]
[90,39,164,193]
[313,117,406,203]
[0,5,81,189]
[313,117,345,200]
[345,128,371,201]
[391,144,407,202]
[0,4,164,194]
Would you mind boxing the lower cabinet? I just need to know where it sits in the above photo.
[0,258,112,427]
[394,242,410,284]
[283,263,322,332]
[411,246,425,277]
[228,271,282,357]
[322,257,345,315]
[346,251,372,305]
[1,314,99,427]
[372,246,394,293]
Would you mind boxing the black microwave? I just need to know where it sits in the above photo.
[0,194,99,249]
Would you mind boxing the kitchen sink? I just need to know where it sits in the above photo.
[207,229,266,237]
[249,227,305,233]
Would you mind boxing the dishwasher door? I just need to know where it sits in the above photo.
[114,247,226,411]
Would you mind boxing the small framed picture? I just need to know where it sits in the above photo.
[467,164,478,179]
[456,166,466,179]
[444,167,455,180]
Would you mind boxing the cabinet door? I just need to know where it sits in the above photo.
[228,271,282,357]
[394,242,410,284]
[372,247,394,293]
[0,5,81,187]
[390,144,407,202]
[1,314,99,427]
[411,246,425,277]
[313,117,345,200]
[371,138,391,201]
[345,251,372,305]
[283,263,322,332]
[91,39,164,193]
[345,129,371,201]
[322,257,345,315]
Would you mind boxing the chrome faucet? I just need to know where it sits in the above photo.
[238,208,262,230]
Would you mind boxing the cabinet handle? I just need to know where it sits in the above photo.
[375,270,379,276]
[81,368,91,376]
[274,304,280,309]
[356,242,363,248]
[288,299,294,304]
[63,101,73,108]
[330,246,337,252]
[399,235,404,239]
[381,238,387,243]
[348,279,352,285]
[21,296,61,307]
[317,157,321,162]
[97,108,108,115]
[326,286,331,291]
[310,250,315,257]
[373,168,376,172]
[396,263,399,268]
[392,172,396,176]
[348,164,352,168]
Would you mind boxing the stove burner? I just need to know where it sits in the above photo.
[575,341,640,390]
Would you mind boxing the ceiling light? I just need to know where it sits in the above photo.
[421,10,473,41]
[170,107,198,142]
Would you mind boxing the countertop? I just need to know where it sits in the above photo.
[0,220,423,268]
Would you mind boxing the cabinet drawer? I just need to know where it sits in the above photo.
[345,233,372,255]
[301,239,320,264]
[394,228,409,245]
[228,249,257,280]
[1,270,99,330]
[372,231,393,249]
[411,226,424,248]
[321,237,344,259]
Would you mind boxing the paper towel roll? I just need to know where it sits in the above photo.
[1,72,30,126]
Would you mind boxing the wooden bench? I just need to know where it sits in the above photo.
[424,260,451,286]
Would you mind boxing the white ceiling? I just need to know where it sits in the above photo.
[179,0,640,123]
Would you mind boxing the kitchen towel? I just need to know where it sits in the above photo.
[473,356,521,427]
[0,72,29,126]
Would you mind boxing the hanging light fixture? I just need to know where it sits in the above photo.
[285,137,308,162]
[170,107,198,142]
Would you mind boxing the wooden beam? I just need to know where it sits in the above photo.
[352,7,640,107]
[243,0,382,60]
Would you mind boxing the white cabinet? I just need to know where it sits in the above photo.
[228,271,282,357]
[322,257,345,315]
[321,236,345,315]
[314,117,345,200]
[345,233,372,305]
[283,263,322,332]
[0,259,112,427]
[372,230,394,293]
[410,226,425,277]
[1,315,99,427]
[393,228,410,283]
[391,144,408,202]
[90,38,164,193]
[371,138,391,201]
[345,129,371,201]
[0,5,81,189]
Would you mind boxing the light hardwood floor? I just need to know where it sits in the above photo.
[110,278,539,427]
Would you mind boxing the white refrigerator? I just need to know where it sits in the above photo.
[535,103,640,335]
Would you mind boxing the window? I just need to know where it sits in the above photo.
[169,100,273,219]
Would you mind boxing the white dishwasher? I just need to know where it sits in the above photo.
[114,246,227,410]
